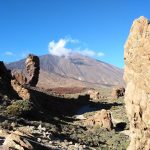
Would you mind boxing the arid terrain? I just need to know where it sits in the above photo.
[0,86,129,150]
[0,53,129,150]
[1,0,150,148]
[1,15,150,150]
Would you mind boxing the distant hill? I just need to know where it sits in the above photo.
[7,53,124,88]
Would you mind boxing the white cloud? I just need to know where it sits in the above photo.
[4,51,14,56]
[97,52,105,57]
[78,49,96,57]
[48,38,71,57]
[48,37,104,58]
[77,49,104,57]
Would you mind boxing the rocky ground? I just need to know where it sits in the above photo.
[0,88,129,150]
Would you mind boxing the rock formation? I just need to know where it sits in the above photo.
[0,60,31,100]
[0,129,33,150]
[0,61,20,99]
[84,109,113,130]
[124,16,150,150]
[25,54,40,87]
[11,79,30,100]
[88,89,101,100]
[12,71,27,85]
[3,131,33,150]
[111,86,125,99]
[9,54,40,100]
[0,61,11,90]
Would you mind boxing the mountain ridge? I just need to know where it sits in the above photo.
[7,53,124,88]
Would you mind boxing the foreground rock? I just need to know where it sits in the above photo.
[0,129,33,150]
[84,109,113,130]
[0,61,19,99]
[3,131,33,150]
[0,61,11,85]
[25,54,40,87]
[124,16,150,150]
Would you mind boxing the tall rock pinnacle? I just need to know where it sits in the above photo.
[25,54,40,87]
[124,16,150,150]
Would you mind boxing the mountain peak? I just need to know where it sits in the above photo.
[7,54,124,88]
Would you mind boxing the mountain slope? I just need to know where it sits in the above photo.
[7,53,124,88]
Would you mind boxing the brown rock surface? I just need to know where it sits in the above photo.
[11,79,30,100]
[0,61,31,100]
[0,61,20,99]
[88,89,101,100]
[25,54,40,87]
[124,16,150,150]
[84,109,113,130]
[3,131,33,150]
[0,129,33,150]
[12,71,27,85]
[111,86,125,99]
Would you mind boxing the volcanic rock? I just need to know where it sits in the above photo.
[88,89,101,100]
[0,129,33,150]
[84,109,113,130]
[0,61,11,91]
[0,61,20,99]
[11,79,30,100]
[25,54,40,87]
[111,86,125,99]
[124,16,150,150]
[12,71,27,85]
[3,131,33,150]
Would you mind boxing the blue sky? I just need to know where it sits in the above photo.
[0,0,150,68]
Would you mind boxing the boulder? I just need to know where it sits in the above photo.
[3,131,33,150]
[25,54,40,87]
[111,86,125,99]
[0,129,33,150]
[84,109,113,130]
[88,89,101,100]
[124,16,150,150]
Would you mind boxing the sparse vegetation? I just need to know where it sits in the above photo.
[6,100,33,116]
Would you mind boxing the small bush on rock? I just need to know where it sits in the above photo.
[6,100,33,116]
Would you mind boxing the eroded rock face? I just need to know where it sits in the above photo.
[111,86,125,99]
[12,71,27,85]
[0,61,20,99]
[25,54,40,87]
[124,16,150,150]
[0,61,31,100]
[11,79,30,100]
[84,109,113,130]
